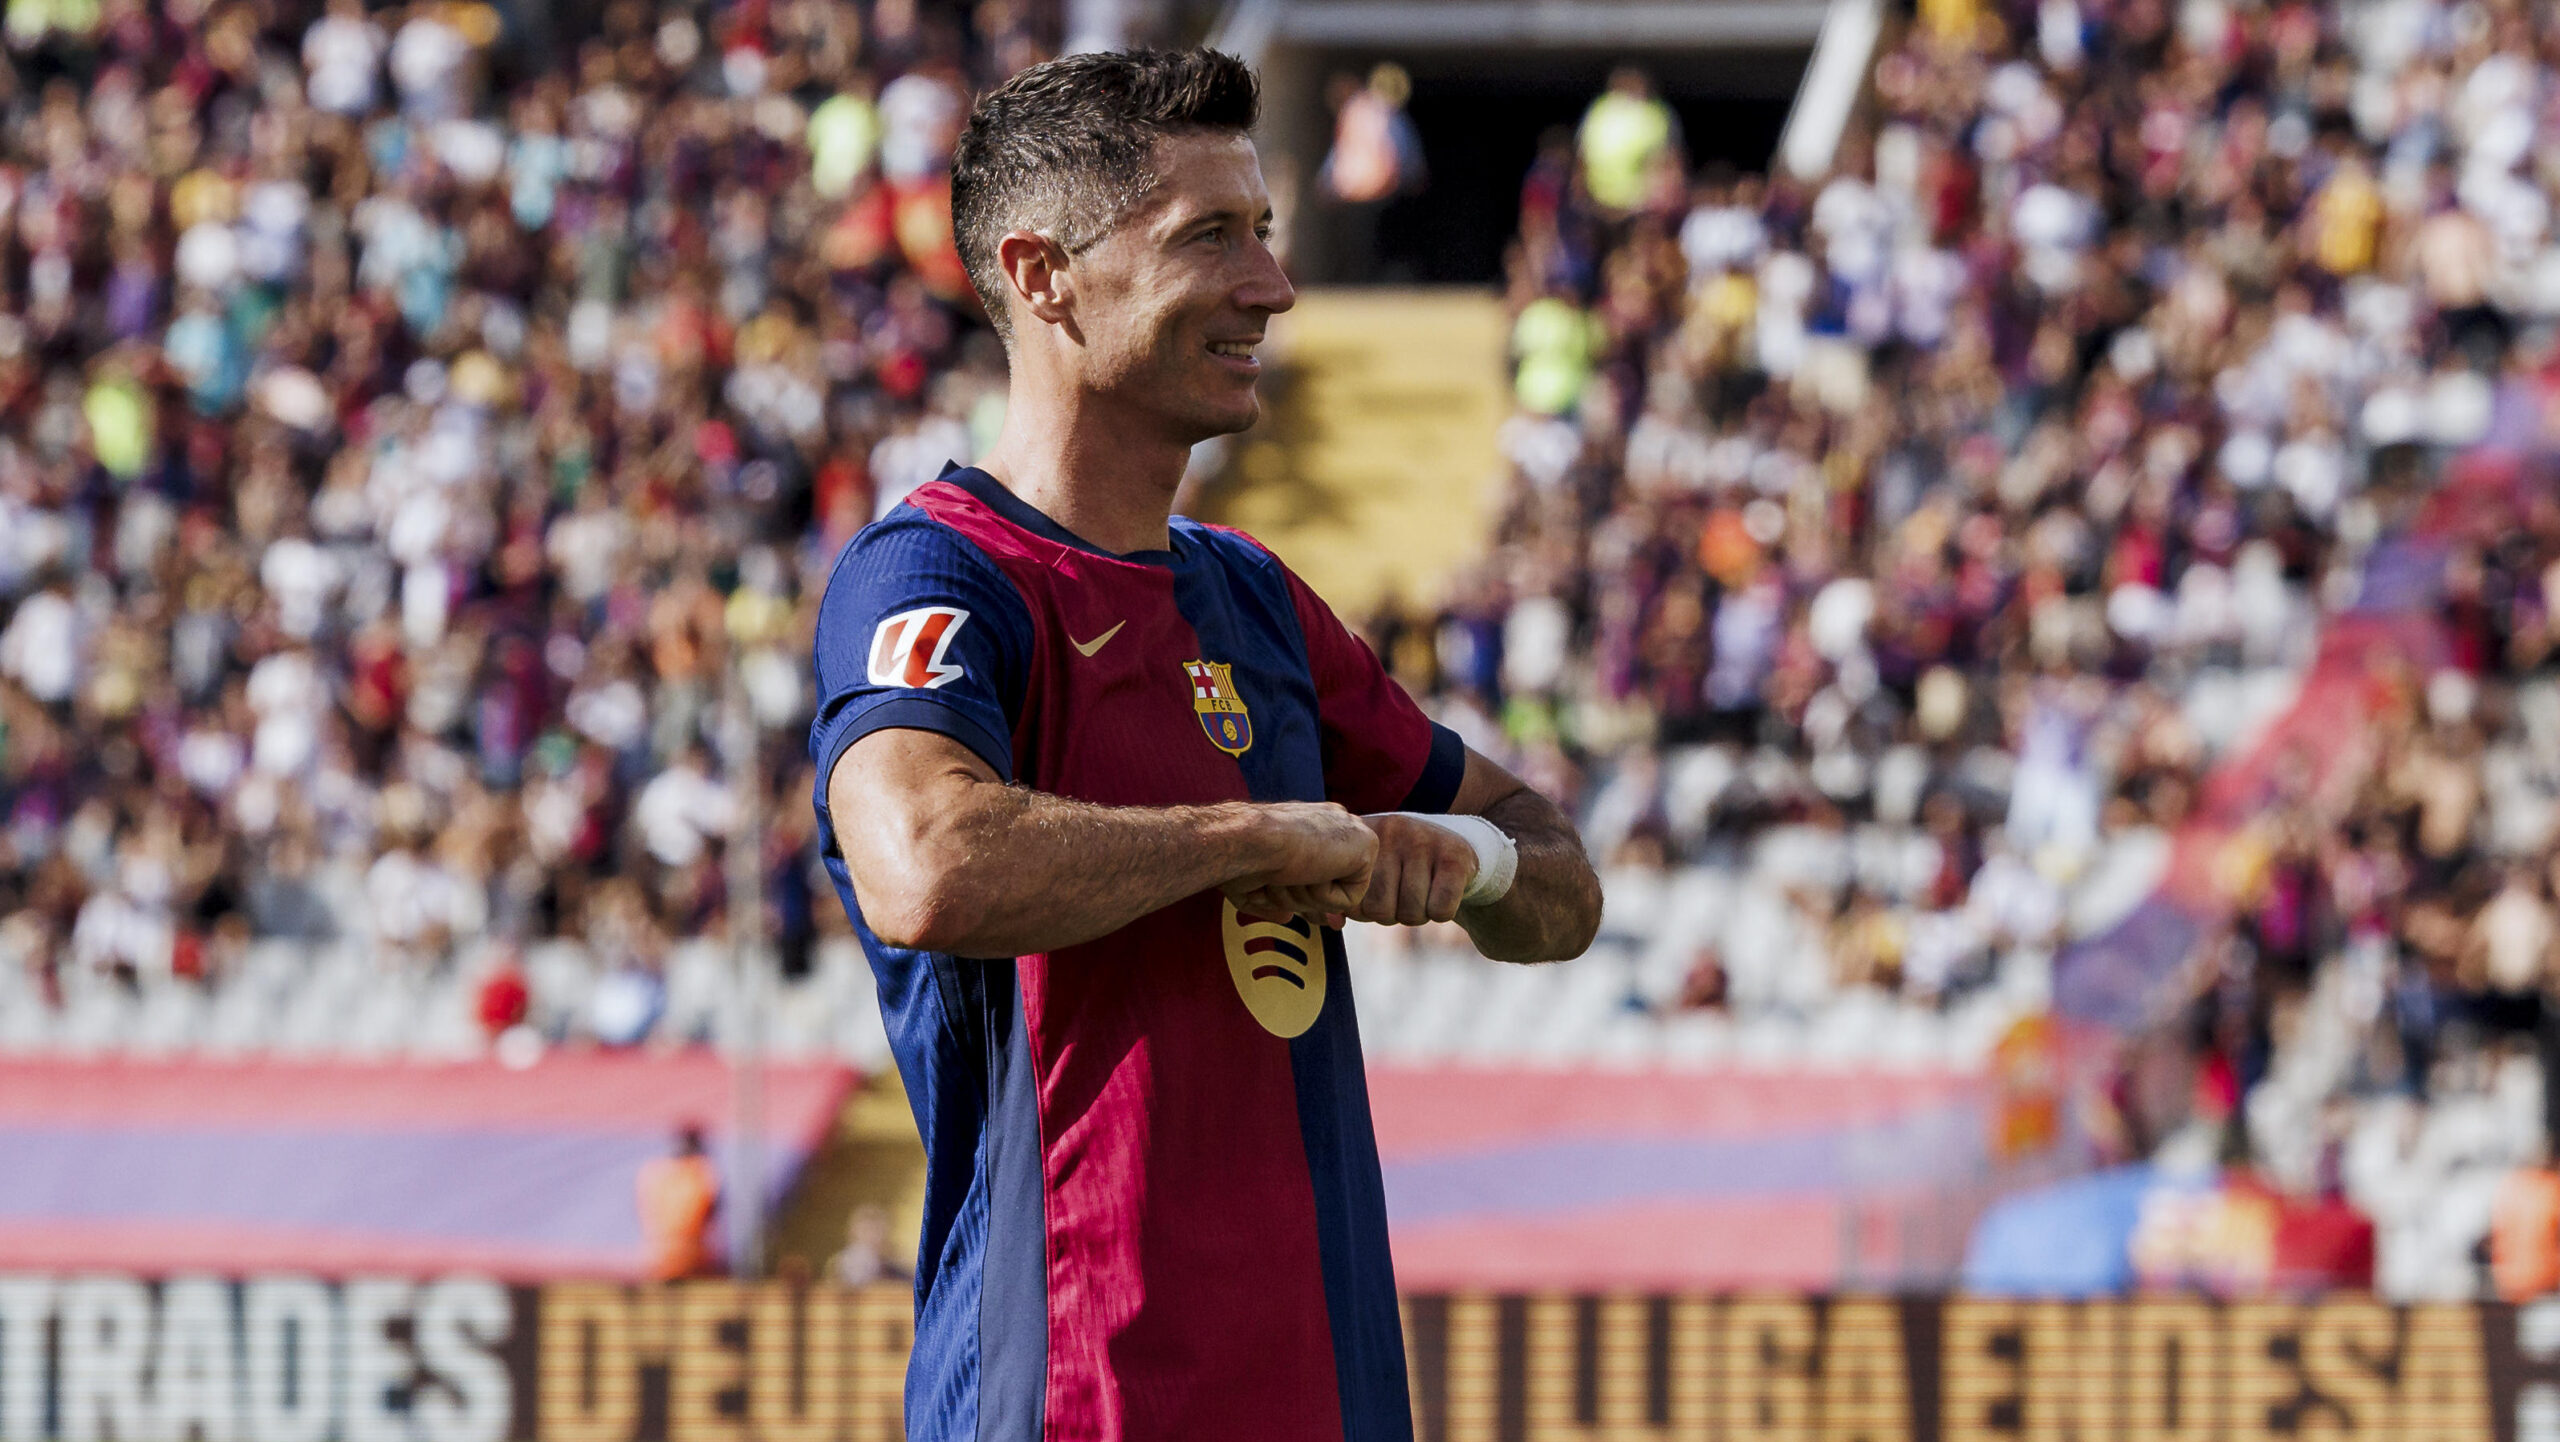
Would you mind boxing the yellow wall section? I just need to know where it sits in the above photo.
[1205,288,1510,617]
[770,1071,929,1282]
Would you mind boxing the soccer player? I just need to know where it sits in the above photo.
[809,48,1602,1442]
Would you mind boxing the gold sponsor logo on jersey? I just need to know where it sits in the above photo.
[1220,899,1325,1038]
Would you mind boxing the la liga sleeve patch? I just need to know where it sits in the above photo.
[867,605,972,690]
[808,506,1026,784]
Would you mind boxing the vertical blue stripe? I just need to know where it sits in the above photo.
[976,964,1048,1441]
[885,953,1048,1442]
[880,941,986,1442]
[1282,936,1412,1441]
[1170,526,1415,1441]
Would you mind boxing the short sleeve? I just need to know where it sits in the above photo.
[808,513,1032,792]
[1279,565,1467,816]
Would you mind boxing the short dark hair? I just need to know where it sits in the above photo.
[950,48,1260,340]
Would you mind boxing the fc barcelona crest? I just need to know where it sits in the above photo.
[1184,659,1253,756]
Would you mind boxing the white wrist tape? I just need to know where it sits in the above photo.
[1379,812,1519,906]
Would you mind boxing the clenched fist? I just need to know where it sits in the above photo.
[1346,813,1480,927]
[1218,802,1377,921]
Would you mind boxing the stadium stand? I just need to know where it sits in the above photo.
[0,0,1042,1066]
[5,0,2560,1301]
[1331,0,2560,1296]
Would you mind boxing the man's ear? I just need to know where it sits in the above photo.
[995,230,1076,334]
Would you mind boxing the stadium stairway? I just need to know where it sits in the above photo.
[1199,288,1510,615]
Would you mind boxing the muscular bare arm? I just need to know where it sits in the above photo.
[826,727,1378,957]
[1348,748,1602,964]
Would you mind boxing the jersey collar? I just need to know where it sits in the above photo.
[938,463,1182,567]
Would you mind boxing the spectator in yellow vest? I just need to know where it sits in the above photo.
[1511,288,1605,417]
[1578,69,1678,215]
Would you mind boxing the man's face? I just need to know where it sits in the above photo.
[1062,132,1296,443]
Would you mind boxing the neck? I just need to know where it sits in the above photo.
[977,373,1194,555]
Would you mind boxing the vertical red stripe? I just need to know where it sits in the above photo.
[911,483,1347,1442]
[902,610,955,687]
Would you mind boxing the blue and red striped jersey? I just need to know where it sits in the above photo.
[808,466,1465,1442]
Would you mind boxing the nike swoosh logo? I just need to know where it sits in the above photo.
[1069,621,1126,657]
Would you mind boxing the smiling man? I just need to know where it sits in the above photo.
[808,49,1601,1442]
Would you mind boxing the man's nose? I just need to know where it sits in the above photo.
[1237,235,1296,316]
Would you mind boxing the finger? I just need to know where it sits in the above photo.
[1275,885,1316,918]
[1395,848,1434,926]
[1322,912,1346,930]
[1339,848,1375,897]
[1352,850,1401,925]
[1230,890,1290,921]
[1426,850,1472,922]
[1249,887,1309,919]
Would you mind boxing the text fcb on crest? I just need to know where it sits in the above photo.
[1183,659,1253,755]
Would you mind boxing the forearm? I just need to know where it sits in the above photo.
[864,782,1273,956]
[1456,787,1602,964]
[833,728,1377,956]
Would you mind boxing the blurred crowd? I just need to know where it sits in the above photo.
[15,0,2560,1298]
[1343,0,2560,1293]
[0,0,1050,1051]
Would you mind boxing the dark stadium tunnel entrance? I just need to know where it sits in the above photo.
[1289,48,1808,286]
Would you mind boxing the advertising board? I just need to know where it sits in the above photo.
[5,1278,2557,1440]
